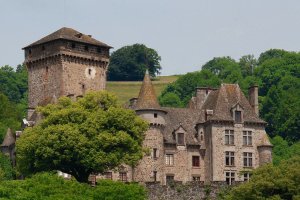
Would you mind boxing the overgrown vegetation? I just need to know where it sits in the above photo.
[0,172,147,200]
[0,65,27,142]
[219,156,300,200]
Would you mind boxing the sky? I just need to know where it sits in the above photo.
[1,0,300,75]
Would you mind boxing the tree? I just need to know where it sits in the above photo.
[159,70,221,107]
[221,156,300,200]
[0,172,147,200]
[159,92,183,107]
[0,93,22,142]
[108,44,161,81]
[16,91,148,183]
[0,153,14,181]
[239,55,257,77]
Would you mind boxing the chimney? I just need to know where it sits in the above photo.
[248,85,259,116]
[195,87,214,109]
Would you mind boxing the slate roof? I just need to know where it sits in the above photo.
[202,84,265,124]
[135,70,160,110]
[23,27,112,49]
[161,108,202,145]
[1,128,15,147]
[134,78,266,145]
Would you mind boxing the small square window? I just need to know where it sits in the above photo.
[85,45,89,51]
[119,172,127,182]
[166,175,174,184]
[104,172,112,180]
[192,156,200,167]
[71,43,76,48]
[154,113,158,118]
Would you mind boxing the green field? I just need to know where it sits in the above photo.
[106,75,179,105]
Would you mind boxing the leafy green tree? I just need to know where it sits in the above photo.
[0,93,22,142]
[0,153,14,181]
[222,156,300,200]
[159,70,221,107]
[159,92,183,107]
[0,172,147,200]
[108,44,161,81]
[202,56,239,79]
[271,136,300,165]
[0,65,28,104]
[16,91,148,183]
[239,55,257,77]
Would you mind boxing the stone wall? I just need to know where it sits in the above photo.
[146,182,228,200]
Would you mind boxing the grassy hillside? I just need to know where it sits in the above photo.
[106,75,179,105]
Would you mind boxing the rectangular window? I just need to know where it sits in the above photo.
[177,133,185,145]
[225,130,234,145]
[153,148,158,159]
[104,172,112,180]
[235,111,242,123]
[243,172,251,182]
[166,175,174,184]
[119,172,127,182]
[243,152,253,167]
[153,171,157,182]
[225,151,235,166]
[225,172,235,185]
[243,131,252,146]
[154,113,158,118]
[192,156,200,167]
[193,176,201,181]
[165,154,174,166]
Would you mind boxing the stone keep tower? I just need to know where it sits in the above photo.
[23,27,112,119]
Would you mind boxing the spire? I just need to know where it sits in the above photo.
[1,128,15,147]
[135,70,160,109]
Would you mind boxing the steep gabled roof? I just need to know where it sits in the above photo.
[23,27,112,49]
[1,128,15,147]
[135,70,160,110]
[202,84,265,123]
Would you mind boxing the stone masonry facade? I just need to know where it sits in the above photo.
[22,27,111,119]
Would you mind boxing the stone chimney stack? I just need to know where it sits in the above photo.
[195,87,213,109]
[249,85,259,116]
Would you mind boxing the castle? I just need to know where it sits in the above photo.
[1,27,272,185]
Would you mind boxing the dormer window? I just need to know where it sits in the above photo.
[231,103,244,123]
[235,111,242,123]
[177,133,185,145]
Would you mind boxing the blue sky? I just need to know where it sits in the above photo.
[1,0,300,75]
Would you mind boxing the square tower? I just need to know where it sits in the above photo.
[22,27,112,118]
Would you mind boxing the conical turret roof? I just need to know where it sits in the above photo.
[1,128,15,147]
[135,70,160,109]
